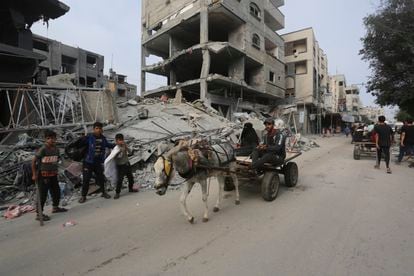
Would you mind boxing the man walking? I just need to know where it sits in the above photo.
[374,116,394,174]
[79,122,114,203]
[400,119,414,164]
[251,118,286,171]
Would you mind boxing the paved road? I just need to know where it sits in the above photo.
[1,136,414,276]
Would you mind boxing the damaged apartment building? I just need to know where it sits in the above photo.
[141,0,286,118]
[32,34,105,88]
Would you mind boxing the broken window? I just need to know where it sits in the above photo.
[285,88,295,98]
[33,39,49,52]
[339,81,344,86]
[250,2,261,20]
[285,39,307,56]
[86,55,97,68]
[61,55,77,74]
[86,77,96,88]
[252,34,260,50]
[295,61,307,74]
[118,89,126,97]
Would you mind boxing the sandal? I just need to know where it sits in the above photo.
[36,214,51,221]
[52,207,68,213]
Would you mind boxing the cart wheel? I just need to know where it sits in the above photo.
[261,172,280,201]
[224,176,235,191]
[284,162,298,187]
[353,146,361,160]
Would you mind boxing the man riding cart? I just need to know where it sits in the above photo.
[251,118,287,171]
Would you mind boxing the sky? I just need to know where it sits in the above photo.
[32,0,393,115]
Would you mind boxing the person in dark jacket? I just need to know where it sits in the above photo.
[78,122,115,203]
[251,118,286,170]
[236,122,259,156]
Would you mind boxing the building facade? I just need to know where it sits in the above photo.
[32,34,105,88]
[344,85,362,114]
[282,27,328,134]
[329,74,347,113]
[104,68,138,100]
[141,0,286,117]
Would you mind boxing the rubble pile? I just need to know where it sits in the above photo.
[0,94,320,218]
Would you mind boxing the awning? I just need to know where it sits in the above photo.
[341,114,355,123]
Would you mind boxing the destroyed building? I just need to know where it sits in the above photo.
[141,0,286,118]
[32,34,105,88]
[104,68,138,101]
[0,0,69,83]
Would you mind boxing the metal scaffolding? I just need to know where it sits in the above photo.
[0,83,117,134]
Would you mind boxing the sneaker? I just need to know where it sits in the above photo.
[101,193,111,199]
[52,207,68,213]
[387,168,392,174]
[35,214,51,221]
[374,164,380,169]
[78,196,86,204]
[114,193,120,199]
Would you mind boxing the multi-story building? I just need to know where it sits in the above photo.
[283,27,328,134]
[32,34,105,88]
[141,0,286,117]
[329,74,347,113]
[344,85,362,114]
[104,68,138,100]
[360,106,384,123]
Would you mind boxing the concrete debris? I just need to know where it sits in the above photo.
[62,220,77,227]
[46,73,76,88]
[0,93,319,213]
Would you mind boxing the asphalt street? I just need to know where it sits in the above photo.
[1,136,414,276]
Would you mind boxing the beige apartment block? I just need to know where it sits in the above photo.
[345,85,362,115]
[141,0,286,117]
[329,74,347,113]
[360,106,385,123]
[283,27,329,134]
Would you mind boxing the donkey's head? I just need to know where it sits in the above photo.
[153,155,174,196]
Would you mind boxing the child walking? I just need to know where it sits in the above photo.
[114,134,138,199]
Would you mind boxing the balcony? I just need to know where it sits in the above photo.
[269,0,284,8]
[264,3,285,31]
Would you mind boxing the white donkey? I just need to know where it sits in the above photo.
[153,140,240,223]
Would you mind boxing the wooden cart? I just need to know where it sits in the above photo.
[224,151,302,202]
[353,141,377,160]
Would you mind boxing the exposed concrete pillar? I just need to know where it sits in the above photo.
[200,0,210,103]
[141,46,147,95]
[169,35,177,85]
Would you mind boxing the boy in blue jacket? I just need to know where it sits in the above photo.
[78,122,114,203]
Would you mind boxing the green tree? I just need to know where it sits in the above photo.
[395,109,412,122]
[360,0,414,116]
